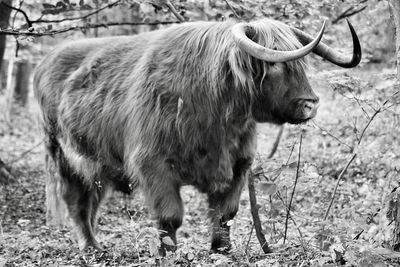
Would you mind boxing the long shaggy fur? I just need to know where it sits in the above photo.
[34,18,311,252]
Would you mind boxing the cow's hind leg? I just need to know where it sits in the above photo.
[90,167,129,234]
[208,158,250,253]
[88,179,111,236]
[57,152,107,250]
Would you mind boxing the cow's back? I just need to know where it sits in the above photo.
[33,34,149,125]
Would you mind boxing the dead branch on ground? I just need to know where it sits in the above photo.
[248,170,272,253]
[247,126,285,253]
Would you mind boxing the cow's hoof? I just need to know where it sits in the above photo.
[211,246,231,254]
[158,243,176,257]
[211,239,231,254]
[79,239,103,252]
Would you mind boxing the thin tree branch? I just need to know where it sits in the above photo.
[0,20,181,36]
[165,0,185,22]
[6,140,43,165]
[285,139,297,166]
[245,222,254,255]
[323,153,357,220]
[332,5,368,24]
[1,1,32,27]
[224,0,240,19]
[274,190,306,245]
[31,0,122,24]
[268,126,284,159]
[323,90,400,220]
[358,91,399,145]
[283,132,302,244]
[311,120,352,150]
[352,92,371,120]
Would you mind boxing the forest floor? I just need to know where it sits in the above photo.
[1,64,400,266]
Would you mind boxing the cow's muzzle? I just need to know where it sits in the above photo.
[291,97,320,123]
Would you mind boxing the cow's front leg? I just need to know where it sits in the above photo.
[207,157,250,253]
[141,162,183,256]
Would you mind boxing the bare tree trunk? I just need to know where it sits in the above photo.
[94,1,99,37]
[0,0,13,84]
[5,56,14,123]
[0,59,8,90]
[387,188,400,251]
[389,0,400,80]
[0,158,14,185]
[13,59,31,106]
[388,1,400,251]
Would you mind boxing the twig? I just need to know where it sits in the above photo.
[353,229,363,240]
[165,0,185,22]
[311,120,352,150]
[224,0,240,19]
[245,222,254,255]
[332,5,368,24]
[332,6,353,24]
[248,170,272,253]
[358,91,399,145]
[0,20,181,36]
[274,190,305,243]
[268,126,284,159]
[283,132,303,244]
[323,90,400,220]
[1,0,122,29]
[1,1,32,27]
[6,140,43,165]
[33,0,122,24]
[285,138,297,166]
[323,153,357,220]
[352,92,371,120]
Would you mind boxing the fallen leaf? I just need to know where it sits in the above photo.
[162,236,175,246]
[259,181,277,195]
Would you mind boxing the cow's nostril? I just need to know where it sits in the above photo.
[304,102,313,109]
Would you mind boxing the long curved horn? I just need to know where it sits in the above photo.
[291,19,362,68]
[231,21,326,63]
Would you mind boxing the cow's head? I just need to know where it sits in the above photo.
[231,19,361,124]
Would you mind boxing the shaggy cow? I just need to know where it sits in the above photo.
[33,18,361,254]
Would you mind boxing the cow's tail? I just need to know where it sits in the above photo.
[41,121,69,227]
[45,149,69,227]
